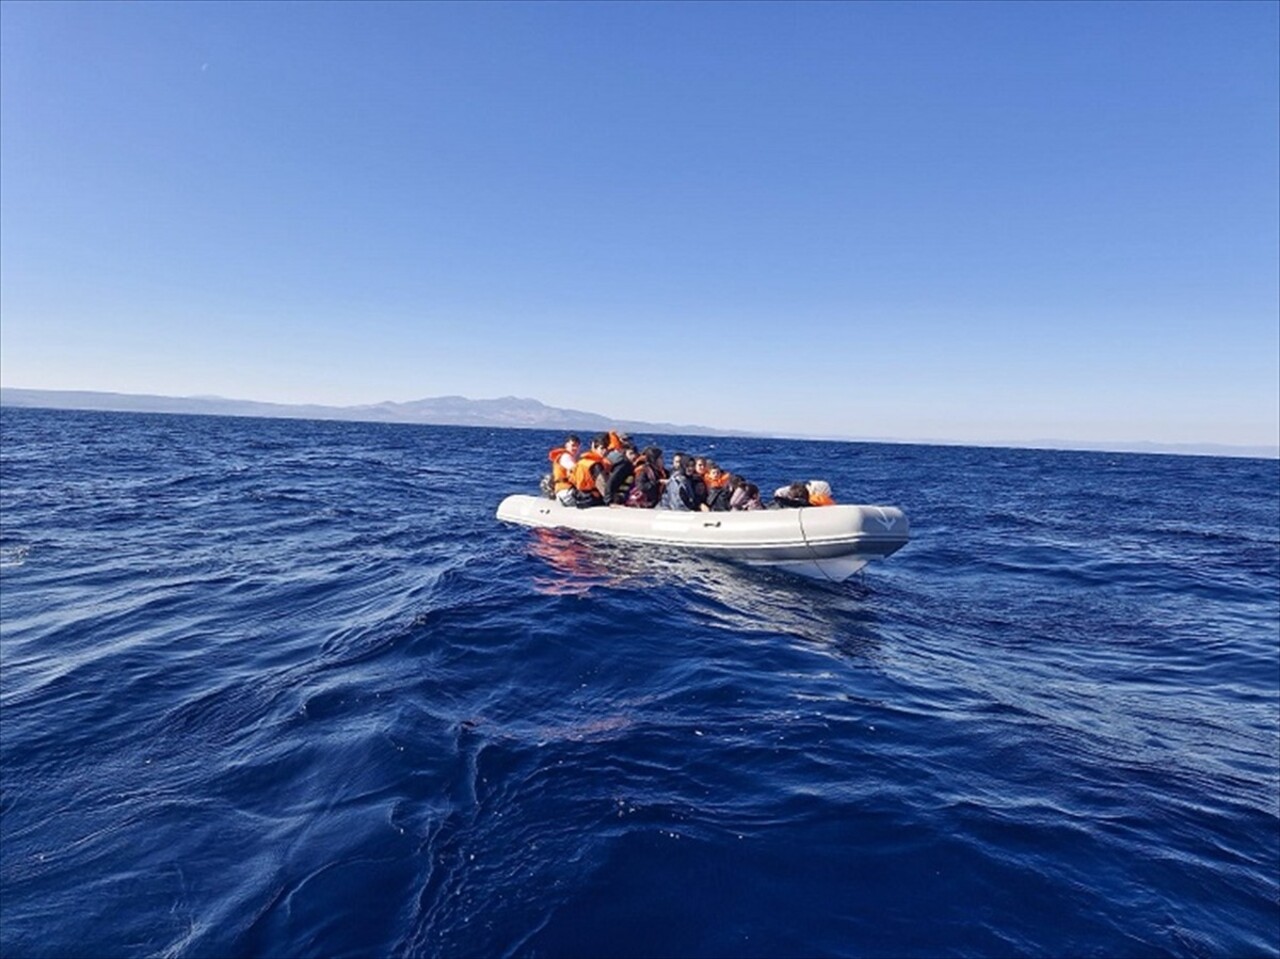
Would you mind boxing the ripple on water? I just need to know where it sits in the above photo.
[1,409,1276,959]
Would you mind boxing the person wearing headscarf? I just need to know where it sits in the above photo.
[659,452,698,510]
[805,480,836,506]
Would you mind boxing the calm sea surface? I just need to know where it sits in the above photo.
[1,408,1277,959]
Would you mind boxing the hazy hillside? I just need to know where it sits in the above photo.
[3,388,1275,458]
[0,388,730,437]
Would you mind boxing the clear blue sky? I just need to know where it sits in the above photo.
[2,1,1277,449]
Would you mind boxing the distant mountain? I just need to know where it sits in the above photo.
[0,387,735,437]
[3,387,1275,458]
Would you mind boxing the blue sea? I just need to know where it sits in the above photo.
[1,407,1276,959]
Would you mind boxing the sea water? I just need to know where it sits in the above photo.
[1,407,1276,958]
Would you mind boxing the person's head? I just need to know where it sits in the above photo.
[705,461,723,483]
[671,451,688,472]
[591,432,610,452]
[693,456,708,475]
[806,480,832,500]
[727,473,744,491]
[744,482,759,500]
[564,434,581,454]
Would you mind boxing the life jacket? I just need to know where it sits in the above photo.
[607,431,626,452]
[571,449,610,494]
[624,454,646,490]
[705,472,731,490]
[548,447,575,492]
[808,492,835,507]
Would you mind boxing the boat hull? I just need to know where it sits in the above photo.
[496,495,909,582]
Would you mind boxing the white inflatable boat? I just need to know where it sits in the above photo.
[496,494,909,582]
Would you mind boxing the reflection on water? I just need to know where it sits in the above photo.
[524,528,883,659]
[525,528,631,595]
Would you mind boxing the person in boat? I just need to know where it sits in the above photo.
[731,480,764,511]
[605,440,639,504]
[725,472,744,503]
[703,461,733,512]
[547,434,581,506]
[772,481,810,508]
[683,456,708,510]
[568,433,612,508]
[625,446,665,507]
[806,480,836,506]
[692,455,709,490]
[659,452,698,511]
[771,479,836,508]
[606,430,632,456]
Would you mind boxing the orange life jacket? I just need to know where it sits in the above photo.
[571,449,610,494]
[607,431,626,452]
[548,447,575,492]
[808,492,836,507]
[705,471,731,489]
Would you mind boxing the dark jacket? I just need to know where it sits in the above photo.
[690,476,708,510]
[660,471,697,510]
[629,462,663,507]
[605,458,635,503]
[705,483,732,512]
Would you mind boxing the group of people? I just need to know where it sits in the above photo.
[541,431,837,512]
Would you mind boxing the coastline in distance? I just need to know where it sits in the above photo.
[1,387,1275,459]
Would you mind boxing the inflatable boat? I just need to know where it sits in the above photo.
[496,495,909,582]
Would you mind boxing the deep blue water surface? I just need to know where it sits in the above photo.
[2,408,1277,958]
